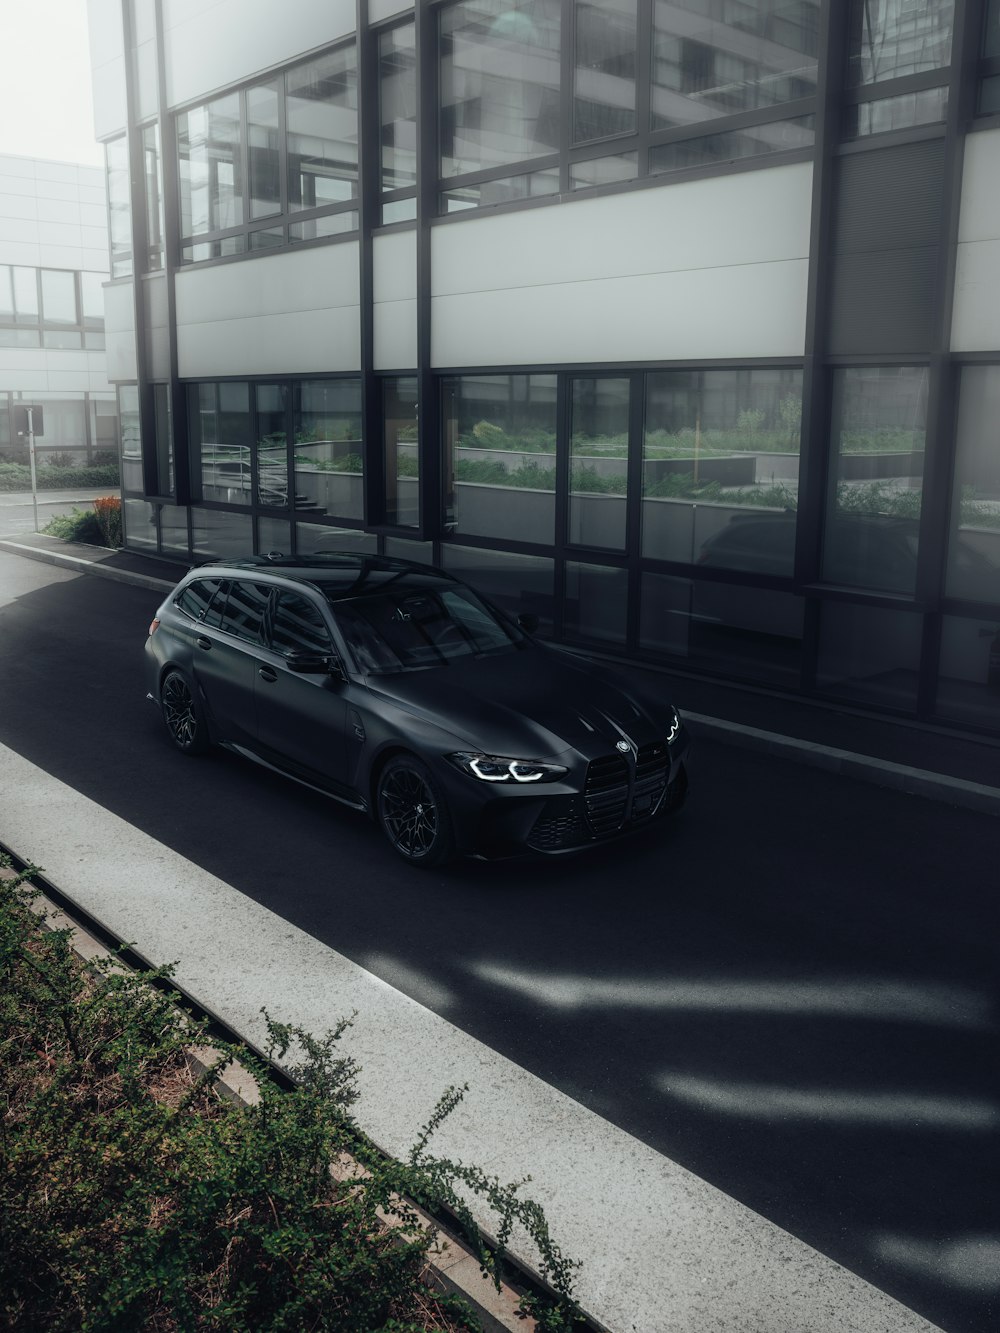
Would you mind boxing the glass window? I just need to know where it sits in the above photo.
[439,544,555,634]
[191,508,254,560]
[176,578,224,622]
[119,384,143,493]
[650,116,814,171]
[440,0,562,179]
[123,498,155,549]
[640,571,803,686]
[0,329,39,348]
[565,561,628,643]
[142,123,165,270]
[816,600,922,709]
[160,504,189,556]
[846,85,948,136]
[286,46,358,211]
[257,516,292,557]
[651,1,819,129]
[90,396,119,459]
[847,0,954,86]
[12,268,38,321]
[297,522,377,556]
[40,270,77,325]
[154,383,174,496]
[443,373,557,544]
[384,376,419,527]
[380,22,417,195]
[190,382,252,505]
[574,0,637,142]
[248,81,282,219]
[256,383,289,508]
[293,379,363,521]
[824,368,927,595]
[570,151,638,188]
[569,377,629,550]
[80,272,105,328]
[220,581,271,643]
[946,367,1000,605]
[178,93,243,237]
[271,592,333,656]
[441,168,560,211]
[43,331,84,349]
[288,211,357,243]
[106,136,133,278]
[642,368,803,571]
[935,615,1000,731]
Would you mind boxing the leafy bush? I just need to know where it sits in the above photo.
[0,860,580,1332]
[94,496,123,547]
[0,463,120,492]
[42,507,106,545]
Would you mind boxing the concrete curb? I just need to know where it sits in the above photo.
[3,532,998,818]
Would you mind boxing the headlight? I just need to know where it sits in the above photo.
[448,752,568,784]
[666,708,682,744]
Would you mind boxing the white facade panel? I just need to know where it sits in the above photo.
[178,308,360,378]
[103,280,138,381]
[0,351,46,392]
[373,229,417,303]
[430,164,811,365]
[144,273,171,380]
[0,195,37,222]
[374,300,417,370]
[373,230,417,368]
[951,129,1000,352]
[87,0,127,139]
[163,0,356,109]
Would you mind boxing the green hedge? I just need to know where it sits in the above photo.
[0,463,121,492]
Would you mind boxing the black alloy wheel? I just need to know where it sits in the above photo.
[160,670,209,755]
[377,756,454,867]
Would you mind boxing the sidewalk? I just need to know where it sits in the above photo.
[2,528,998,815]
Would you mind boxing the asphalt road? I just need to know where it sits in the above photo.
[1,551,996,1333]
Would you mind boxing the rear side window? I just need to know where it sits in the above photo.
[219,581,272,643]
[175,578,223,621]
[270,592,333,657]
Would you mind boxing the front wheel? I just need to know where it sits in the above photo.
[376,756,455,868]
[160,669,209,755]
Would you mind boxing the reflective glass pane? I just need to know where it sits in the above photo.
[119,385,143,493]
[297,522,377,555]
[43,331,83,349]
[987,0,1000,57]
[123,498,156,550]
[384,376,419,527]
[824,368,927,595]
[181,235,246,263]
[40,270,77,325]
[816,601,922,709]
[177,93,242,236]
[12,268,38,321]
[641,571,803,686]
[440,544,556,633]
[847,85,948,136]
[565,561,628,643]
[142,123,164,270]
[288,211,357,243]
[441,169,559,210]
[946,367,1000,604]
[286,46,358,210]
[441,0,561,177]
[570,151,638,188]
[382,198,417,224]
[651,0,819,128]
[106,136,133,277]
[256,383,288,508]
[979,75,1000,115]
[160,503,189,556]
[192,381,252,505]
[257,516,292,558]
[935,615,1000,731]
[191,507,253,560]
[642,368,803,570]
[154,382,174,496]
[847,0,954,86]
[249,226,285,249]
[293,379,363,522]
[569,377,629,550]
[80,271,104,327]
[248,81,282,219]
[380,22,417,193]
[574,0,637,142]
[443,373,557,543]
[650,116,814,173]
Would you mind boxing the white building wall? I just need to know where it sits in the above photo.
[86,0,128,140]
[431,162,812,367]
[103,280,138,382]
[373,230,417,370]
[174,245,361,378]
[951,128,1000,354]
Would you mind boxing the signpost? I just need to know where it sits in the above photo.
[13,404,44,532]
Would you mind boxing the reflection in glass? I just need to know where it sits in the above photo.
[574,0,637,142]
[946,367,1000,605]
[981,75,1000,114]
[570,152,638,189]
[154,383,174,497]
[382,198,418,224]
[248,81,282,219]
[816,601,922,709]
[178,94,243,236]
[651,0,819,128]
[286,47,358,211]
[847,0,954,86]
[650,117,814,173]
[191,381,251,505]
[384,376,419,527]
[565,562,628,643]
[936,615,1000,729]
[847,86,948,136]
[569,378,629,550]
[106,136,133,277]
[255,383,288,508]
[297,522,377,556]
[80,271,104,328]
[250,226,286,249]
[288,212,357,243]
[181,236,246,263]
[123,498,156,550]
[142,123,165,269]
[380,23,417,193]
[443,374,557,544]
[441,170,560,211]
[441,0,561,178]
[642,368,803,570]
[293,379,363,522]
[160,503,189,556]
[119,385,143,493]
[257,516,292,558]
[824,368,927,595]
[40,270,77,325]
[440,544,555,634]
[191,507,253,560]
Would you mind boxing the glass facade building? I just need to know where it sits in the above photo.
[91,0,1000,737]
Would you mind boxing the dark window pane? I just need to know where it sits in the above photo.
[651,0,819,128]
[106,136,133,277]
[565,561,628,643]
[293,379,363,521]
[443,373,557,544]
[935,615,1000,732]
[574,0,637,142]
[824,367,927,595]
[441,0,562,177]
[441,168,559,211]
[177,93,243,236]
[816,601,922,709]
[119,384,143,492]
[191,508,253,559]
[220,581,271,643]
[570,151,638,188]
[176,578,223,621]
[439,544,555,634]
[297,522,378,556]
[987,0,1000,57]
[256,383,288,508]
[650,116,814,173]
[979,74,1000,115]
[642,368,803,570]
[847,0,954,86]
[248,81,281,219]
[946,367,1000,604]
[249,226,286,249]
[380,22,417,193]
[123,498,155,549]
[384,376,419,527]
[191,382,252,505]
[257,516,292,556]
[142,122,165,270]
[569,377,629,550]
[271,592,333,656]
[181,235,246,263]
[287,46,358,210]
[846,85,948,136]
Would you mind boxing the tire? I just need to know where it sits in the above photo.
[160,669,210,755]
[663,764,688,814]
[376,755,455,868]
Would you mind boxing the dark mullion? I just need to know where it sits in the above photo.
[635,0,652,176]
[357,0,379,532]
[415,0,439,542]
[560,0,573,192]
[553,373,571,640]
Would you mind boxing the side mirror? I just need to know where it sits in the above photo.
[517,612,540,634]
[286,650,345,679]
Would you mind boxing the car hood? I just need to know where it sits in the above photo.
[362,645,669,759]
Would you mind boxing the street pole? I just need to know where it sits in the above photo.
[26,405,39,533]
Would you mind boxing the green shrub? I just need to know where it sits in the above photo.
[42,507,106,545]
[0,861,580,1332]
[0,463,120,492]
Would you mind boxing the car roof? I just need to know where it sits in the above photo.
[188,552,460,602]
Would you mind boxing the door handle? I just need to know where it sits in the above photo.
[195,637,211,650]
[258,666,278,683]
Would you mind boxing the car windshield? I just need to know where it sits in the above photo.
[331,585,525,674]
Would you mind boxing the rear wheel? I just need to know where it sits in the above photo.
[377,756,454,867]
[160,670,209,755]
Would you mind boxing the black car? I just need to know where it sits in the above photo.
[144,554,690,866]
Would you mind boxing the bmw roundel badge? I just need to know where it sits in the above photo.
[616,739,630,753]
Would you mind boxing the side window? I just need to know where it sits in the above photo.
[219,581,271,643]
[175,578,222,621]
[271,592,333,657]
